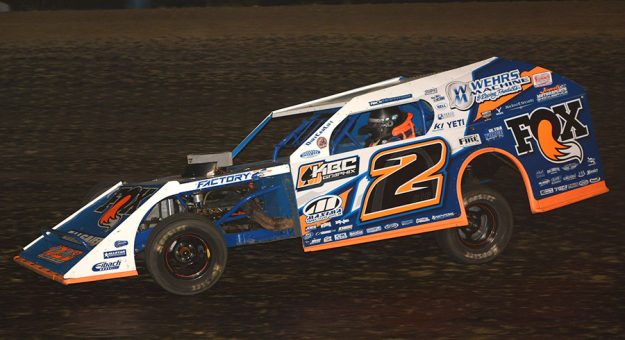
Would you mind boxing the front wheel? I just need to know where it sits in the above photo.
[435,185,513,264]
[145,213,227,295]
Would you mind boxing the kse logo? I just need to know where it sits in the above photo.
[505,98,589,163]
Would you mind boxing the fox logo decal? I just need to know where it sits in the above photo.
[505,98,589,163]
[95,186,157,229]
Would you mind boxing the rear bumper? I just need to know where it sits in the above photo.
[14,256,138,285]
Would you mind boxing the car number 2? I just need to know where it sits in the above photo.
[361,139,447,221]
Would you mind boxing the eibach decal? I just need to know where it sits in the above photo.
[505,98,589,163]
[95,186,157,229]
[361,139,448,222]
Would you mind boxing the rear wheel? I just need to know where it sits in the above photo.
[145,213,227,295]
[435,185,513,264]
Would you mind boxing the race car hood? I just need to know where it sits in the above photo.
[14,163,291,284]
[14,182,161,284]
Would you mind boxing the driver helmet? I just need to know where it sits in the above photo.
[368,107,407,143]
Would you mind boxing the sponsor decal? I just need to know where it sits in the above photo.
[320,221,332,228]
[437,112,454,120]
[540,188,554,195]
[448,70,531,110]
[103,249,127,259]
[536,170,545,178]
[586,168,598,175]
[432,119,464,131]
[316,230,333,236]
[305,120,333,146]
[446,81,473,110]
[589,177,601,184]
[401,219,413,226]
[425,88,438,96]
[446,119,465,129]
[334,233,348,241]
[505,99,588,163]
[114,240,128,248]
[92,260,122,272]
[431,94,445,102]
[96,186,158,229]
[305,225,317,232]
[471,69,531,104]
[323,236,333,243]
[349,230,364,237]
[65,230,103,247]
[539,178,550,187]
[335,219,350,225]
[504,99,535,112]
[561,162,578,172]
[537,84,568,102]
[459,134,482,147]
[197,172,253,189]
[303,195,343,224]
[384,223,399,230]
[317,137,327,149]
[568,182,580,190]
[484,126,504,142]
[587,157,596,166]
[579,179,589,186]
[555,184,568,192]
[338,225,353,232]
[300,150,321,159]
[37,245,82,264]
[436,103,447,110]
[369,94,413,107]
[432,212,455,221]
[563,174,577,182]
[366,226,382,234]
[551,176,561,185]
[303,232,313,240]
[310,238,321,245]
[297,156,358,190]
[532,71,553,88]
[415,217,431,224]
[495,107,504,116]
[547,167,560,175]
[578,170,586,177]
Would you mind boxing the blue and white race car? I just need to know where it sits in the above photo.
[15,57,609,295]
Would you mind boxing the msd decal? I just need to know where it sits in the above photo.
[505,98,589,163]
[297,156,358,190]
[95,186,157,230]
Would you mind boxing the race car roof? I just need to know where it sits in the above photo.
[271,76,405,117]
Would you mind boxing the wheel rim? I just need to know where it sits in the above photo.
[163,233,212,280]
[458,203,498,248]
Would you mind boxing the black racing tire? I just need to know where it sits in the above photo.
[145,213,227,295]
[435,185,513,264]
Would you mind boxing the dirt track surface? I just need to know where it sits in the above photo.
[1,2,624,338]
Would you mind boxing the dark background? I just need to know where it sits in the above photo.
[1,2,624,338]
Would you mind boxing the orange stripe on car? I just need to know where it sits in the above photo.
[14,256,138,285]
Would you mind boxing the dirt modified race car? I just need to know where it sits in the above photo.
[15,57,609,295]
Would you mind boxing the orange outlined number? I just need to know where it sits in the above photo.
[37,245,83,264]
[361,139,447,221]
